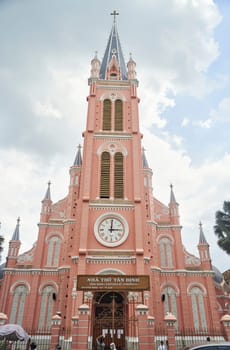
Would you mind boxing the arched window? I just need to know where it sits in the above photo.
[163,286,178,327]
[103,99,112,131]
[190,286,207,330]
[114,152,124,199]
[115,99,123,131]
[9,285,28,325]
[159,237,173,268]
[38,285,56,330]
[100,152,110,198]
[46,236,61,267]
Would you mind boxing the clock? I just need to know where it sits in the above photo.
[94,213,129,247]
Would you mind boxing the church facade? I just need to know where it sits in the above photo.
[0,15,229,350]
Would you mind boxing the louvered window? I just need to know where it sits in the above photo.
[115,99,123,131]
[103,99,112,131]
[114,152,124,199]
[100,152,110,198]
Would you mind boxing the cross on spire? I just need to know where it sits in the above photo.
[110,10,119,23]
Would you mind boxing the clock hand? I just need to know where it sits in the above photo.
[109,219,113,233]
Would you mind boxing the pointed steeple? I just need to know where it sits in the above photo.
[199,222,208,244]
[99,11,127,80]
[90,51,101,79]
[127,53,137,80]
[142,148,149,168]
[7,217,21,265]
[169,184,180,225]
[43,181,51,201]
[73,145,82,166]
[170,184,177,204]
[198,222,211,269]
[11,217,20,241]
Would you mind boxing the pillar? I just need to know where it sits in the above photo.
[221,314,230,341]
[164,312,177,350]
[71,315,79,350]
[136,304,155,350]
[50,315,62,350]
[73,304,90,350]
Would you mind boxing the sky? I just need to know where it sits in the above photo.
[0,0,229,272]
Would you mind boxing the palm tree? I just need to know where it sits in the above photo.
[214,201,230,254]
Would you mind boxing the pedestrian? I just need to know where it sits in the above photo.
[158,340,166,350]
[96,335,105,350]
[110,342,116,350]
[30,342,37,350]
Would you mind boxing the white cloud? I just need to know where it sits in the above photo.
[210,97,230,123]
[194,97,230,129]
[195,118,213,128]
[34,101,62,119]
[142,128,230,271]
[181,117,190,127]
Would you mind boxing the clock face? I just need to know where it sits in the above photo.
[94,214,129,247]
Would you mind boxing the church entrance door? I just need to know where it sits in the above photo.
[93,292,126,350]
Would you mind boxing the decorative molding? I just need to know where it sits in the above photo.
[86,255,136,264]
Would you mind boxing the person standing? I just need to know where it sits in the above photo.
[158,340,166,350]
[96,335,105,350]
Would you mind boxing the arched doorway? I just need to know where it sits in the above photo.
[93,292,126,350]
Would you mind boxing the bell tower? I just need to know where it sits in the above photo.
[73,11,147,267]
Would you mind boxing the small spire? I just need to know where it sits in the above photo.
[73,144,82,166]
[142,147,149,168]
[43,181,51,201]
[199,222,208,244]
[11,217,20,241]
[170,184,177,203]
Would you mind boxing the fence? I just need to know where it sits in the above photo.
[155,326,226,350]
[0,326,228,350]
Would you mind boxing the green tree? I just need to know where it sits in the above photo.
[214,201,230,254]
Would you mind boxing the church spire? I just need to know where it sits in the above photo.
[198,222,211,269]
[7,217,21,265]
[170,184,177,204]
[169,184,180,225]
[99,11,127,80]
[199,222,208,244]
[73,144,82,167]
[11,217,20,241]
[43,181,51,201]
[142,148,149,169]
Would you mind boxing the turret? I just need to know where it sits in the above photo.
[127,53,137,80]
[142,148,154,220]
[67,145,82,216]
[40,181,52,222]
[198,222,212,270]
[6,217,21,267]
[169,184,180,225]
[90,52,101,79]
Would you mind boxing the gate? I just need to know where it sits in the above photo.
[93,292,127,350]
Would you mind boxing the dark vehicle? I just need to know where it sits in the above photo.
[186,343,230,350]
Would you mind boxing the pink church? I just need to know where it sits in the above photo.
[0,13,229,350]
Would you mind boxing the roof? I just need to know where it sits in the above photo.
[199,222,208,244]
[73,145,82,166]
[43,181,51,201]
[99,18,127,80]
[11,217,20,241]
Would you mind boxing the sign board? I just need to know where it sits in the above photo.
[77,274,150,291]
